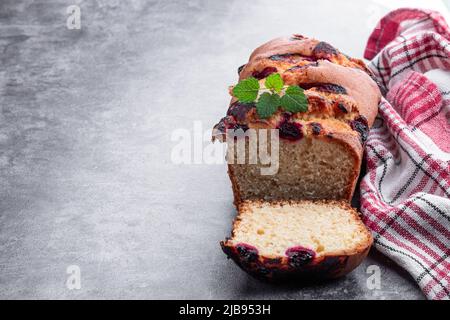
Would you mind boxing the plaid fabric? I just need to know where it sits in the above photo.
[361,8,450,300]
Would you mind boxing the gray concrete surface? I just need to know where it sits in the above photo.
[0,0,429,299]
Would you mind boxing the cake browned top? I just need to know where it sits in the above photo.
[213,35,381,143]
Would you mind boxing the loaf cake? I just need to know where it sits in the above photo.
[213,35,381,204]
[221,200,373,280]
[214,34,380,280]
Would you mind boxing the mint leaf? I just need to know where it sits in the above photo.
[265,73,283,93]
[256,93,280,119]
[280,86,308,113]
[232,77,260,103]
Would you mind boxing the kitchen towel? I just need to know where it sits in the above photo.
[362,8,450,300]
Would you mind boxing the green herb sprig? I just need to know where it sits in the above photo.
[232,73,308,119]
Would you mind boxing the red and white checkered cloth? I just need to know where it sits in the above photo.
[361,8,450,300]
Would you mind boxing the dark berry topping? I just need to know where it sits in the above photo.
[291,34,306,40]
[286,66,302,72]
[300,56,316,62]
[235,243,259,263]
[252,66,278,80]
[238,64,246,75]
[286,246,316,268]
[300,83,347,95]
[286,61,319,72]
[232,123,249,132]
[278,120,303,141]
[223,115,236,128]
[350,115,369,142]
[312,41,338,60]
[214,116,234,133]
[263,257,282,264]
[310,122,322,135]
[269,53,294,61]
[227,102,254,122]
[317,84,347,95]
[214,116,250,136]
[337,103,349,113]
[281,111,293,122]
[269,54,316,64]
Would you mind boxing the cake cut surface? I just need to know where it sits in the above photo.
[230,201,371,256]
[221,200,373,280]
[229,135,359,202]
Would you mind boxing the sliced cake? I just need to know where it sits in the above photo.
[221,200,373,280]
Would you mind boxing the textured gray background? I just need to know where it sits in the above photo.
[3,0,448,299]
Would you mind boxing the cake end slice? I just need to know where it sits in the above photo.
[221,200,372,281]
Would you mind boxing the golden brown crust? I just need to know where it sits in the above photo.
[241,36,368,79]
[247,37,319,63]
[289,60,380,126]
[239,36,380,124]
[213,35,381,142]
[221,200,373,281]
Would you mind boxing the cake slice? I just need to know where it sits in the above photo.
[221,200,373,280]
